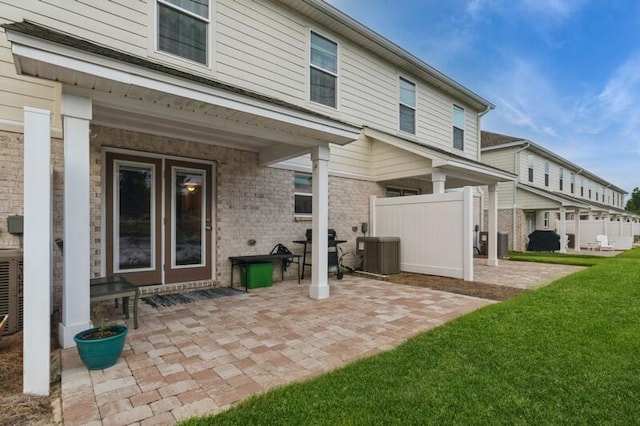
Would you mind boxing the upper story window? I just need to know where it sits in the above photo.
[544,161,550,187]
[399,77,416,134]
[453,105,465,150]
[310,31,338,108]
[559,167,564,191]
[294,173,312,216]
[157,0,209,65]
[527,155,534,183]
[570,173,575,194]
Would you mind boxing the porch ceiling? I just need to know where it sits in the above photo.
[4,21,361,165]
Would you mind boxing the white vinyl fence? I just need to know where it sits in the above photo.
[565,219,640,250]
[370,187,475,280]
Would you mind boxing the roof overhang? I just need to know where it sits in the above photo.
[483,138,627,195]
[3,21,362,165]
[518,183,600,210]
[364,127,516,186]
[278,0,494,112]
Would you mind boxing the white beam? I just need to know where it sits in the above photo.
[487,184,498,266]
[558,207,567,253]
[463,187,474,281]
[574,210,581,252]
[23,107,52,395]
[58,94,92,348]
[431,169,446,194]
[309,144,330,300]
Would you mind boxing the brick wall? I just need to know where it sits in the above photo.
[89,126,384,294]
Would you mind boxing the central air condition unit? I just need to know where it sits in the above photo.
[0,249,23,335]
[356,237,400,275]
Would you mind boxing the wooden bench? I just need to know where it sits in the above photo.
[90,275,139,329]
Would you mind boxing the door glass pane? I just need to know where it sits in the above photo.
[118,165,154,270]
[174,170,204,266]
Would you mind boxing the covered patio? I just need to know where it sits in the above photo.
[60,275,493,425]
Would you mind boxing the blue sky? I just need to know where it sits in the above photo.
[326,0,640,196]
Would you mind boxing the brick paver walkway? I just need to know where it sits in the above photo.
[61,276,493,425]
[474,258,585,289]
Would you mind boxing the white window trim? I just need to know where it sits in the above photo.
[113,159,158,274]
[452,104,465,151]
[154,0,212,68]
[309,30,340,110]
[294,172,313,217]
[170,166,207,270]
[398,75,417,135]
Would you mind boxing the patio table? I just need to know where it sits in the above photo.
[90,275,139,329]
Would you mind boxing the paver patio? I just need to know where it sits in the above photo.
[60,259,583,425]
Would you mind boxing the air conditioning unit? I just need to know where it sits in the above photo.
[0,249,23,335]
[356,237,400,275]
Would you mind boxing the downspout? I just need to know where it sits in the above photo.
[477,104,493,160]
[477,104,492,239]
[513,142,530,251]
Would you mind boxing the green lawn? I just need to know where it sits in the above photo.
[183,248,640,425]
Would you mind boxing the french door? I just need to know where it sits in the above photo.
[106,152,213,285]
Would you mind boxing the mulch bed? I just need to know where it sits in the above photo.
[0,332,60,426]
[374,272,527,301]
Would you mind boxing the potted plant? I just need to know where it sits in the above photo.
[73,305,128,370]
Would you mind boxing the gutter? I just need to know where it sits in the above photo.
[477,104,494,161]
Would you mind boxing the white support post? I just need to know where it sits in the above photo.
[487,184,498,266]
[58,94,93,348]
[574,209,581,252]
[309,144,330,300]
[23,107,52,396]
[558,207,567,253]
[603,216,609,236]
[369,195,377,237]
[463,187,474,281]
[431,169,446,194]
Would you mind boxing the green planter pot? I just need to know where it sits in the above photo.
[74,325,128,370]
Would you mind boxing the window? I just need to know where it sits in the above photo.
[399,77,416,134]
[527,155,534,183]
[453,105,465,150]
[157,0,209,65]
[294,173,312,216]
[543,212,550,229]
[570,173,575,194]
[310,31,338,108]
[559,168,564,191]
[544,161,549,187]
[387,187,420,197]
[596,191,599,201]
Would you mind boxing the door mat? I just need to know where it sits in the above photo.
[141,287,242,308]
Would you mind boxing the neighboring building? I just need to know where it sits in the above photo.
[481,131,637,251]
[1,1,513,393]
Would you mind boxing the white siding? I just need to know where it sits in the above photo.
[370,140,431,181]
[0,0,484,165]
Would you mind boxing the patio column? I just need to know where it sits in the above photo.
[574,209,581,252]
[23,107,52,396]
[58,94,92,348]
[558,207,567,253]
[309,144,330,300]
[432,169,446,194]
[487,183,498,266]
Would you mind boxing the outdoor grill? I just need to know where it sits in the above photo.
[527,230,561,252]
[294,229,346,279]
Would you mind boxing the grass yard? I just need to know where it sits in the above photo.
[183,249,640,425]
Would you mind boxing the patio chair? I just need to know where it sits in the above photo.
[596,234,615,251]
